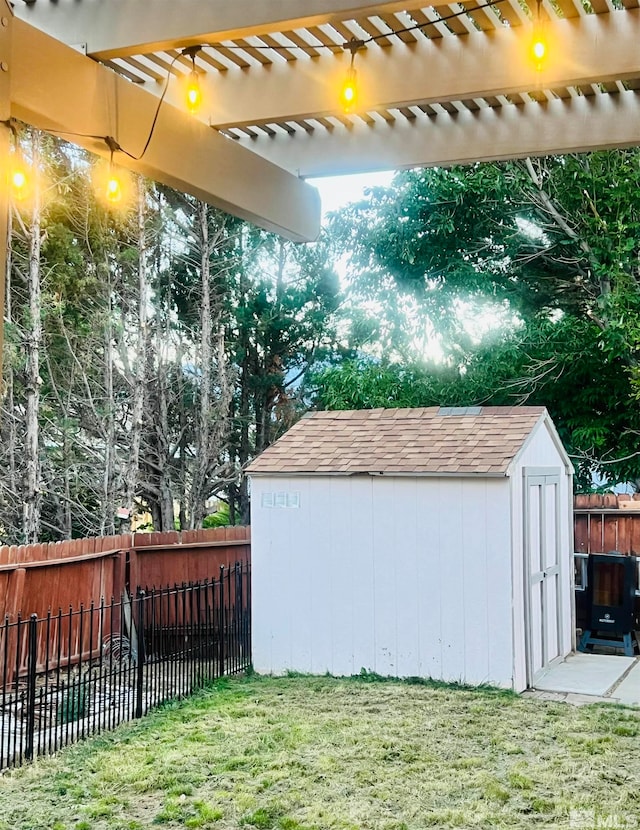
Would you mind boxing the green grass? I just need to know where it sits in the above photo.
[0,674,639,829]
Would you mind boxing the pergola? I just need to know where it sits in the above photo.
[1,0,639,353]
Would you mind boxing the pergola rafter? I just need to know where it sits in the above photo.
[200,10,640,130]
[15,1,454,59]
[12,0,640,186]
[4,0,640,232]
[244,89,640,177]
[9,18,320,242]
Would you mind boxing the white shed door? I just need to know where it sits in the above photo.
[524,470,563,685]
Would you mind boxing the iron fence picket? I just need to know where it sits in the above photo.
[14,615,22,766]
[25,615,37,760]
[0,564,250,772]
[1,617,8,770]
[218,566,225,677]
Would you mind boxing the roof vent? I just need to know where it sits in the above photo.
[438,406,482,416]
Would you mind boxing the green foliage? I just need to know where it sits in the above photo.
[202,503,231,528]
[5,126,640,541]
[320,151,640,487]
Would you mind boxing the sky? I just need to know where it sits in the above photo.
[308,170,395,219]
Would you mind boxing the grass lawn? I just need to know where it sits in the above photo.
[0,674,639,830]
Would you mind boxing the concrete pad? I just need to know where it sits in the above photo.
[522,689,567,703]
[535,653,635,696]
[613,660,640,705]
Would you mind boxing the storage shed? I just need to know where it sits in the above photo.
[247,406,574,691]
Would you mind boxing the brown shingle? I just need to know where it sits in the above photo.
[246,406,548,476]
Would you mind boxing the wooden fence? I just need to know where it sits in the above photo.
[574,493,640,555]
[573,494,640,631]
[0,526,251,624]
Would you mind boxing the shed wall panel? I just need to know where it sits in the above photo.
[330,478,356,674]
[394,478,419,678]
[415,484,443,680]
[251,474,513,686]
[350,477,376,674]
[439,480,465,682]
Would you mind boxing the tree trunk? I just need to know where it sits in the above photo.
[100,274,116,536]
[123,176,149,528]
[22,131,43,544]
[5,200,16,500]
[157,355,175,530]
[188,201,213,530]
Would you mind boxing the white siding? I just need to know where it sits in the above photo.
[251,474,514,687]
[509,420,573,691]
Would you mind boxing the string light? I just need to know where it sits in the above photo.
[341,40,363,113]
[340,67,357,111]
[11,165,28,200]
[5,122,30,201]
[531,0,548,71]
[3,0,558,209]
[104,136,123,204]
[106,174,122,203]
[183,46,203,113]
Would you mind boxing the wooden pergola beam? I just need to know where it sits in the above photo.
[15,0,438,59]
[9,18,321,242]
[238,90,640,177]
[204,9,640,129]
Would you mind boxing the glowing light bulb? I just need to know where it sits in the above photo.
[11,167,28,199]
[340,68,357,112]
[186,70,202,112]
[531,30,547,69]
[106,173,122,203]
[531,0,547,71]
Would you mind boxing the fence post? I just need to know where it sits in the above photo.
[218,566,225,678]
[25,613,38,760]
[135,591,145,718]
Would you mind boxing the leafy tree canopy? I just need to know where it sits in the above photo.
[318,152,640,489]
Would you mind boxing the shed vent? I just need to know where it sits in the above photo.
[437,406,482,416]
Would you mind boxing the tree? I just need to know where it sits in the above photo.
[324,152,640,487]
[0,130,347,541]
[226,230,341,523]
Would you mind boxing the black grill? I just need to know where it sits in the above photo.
[578,553,639,656]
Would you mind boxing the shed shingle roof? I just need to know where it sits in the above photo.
[246,406,548,477]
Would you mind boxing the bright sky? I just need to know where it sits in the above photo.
[309,170,395,219]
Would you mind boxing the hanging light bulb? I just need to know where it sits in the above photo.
[341,67,358,111]
[7,123,29,201]
[106,172,122,203]
[11,165,28,200]
[531,0,548,71]
[186,69,202,112]
[104,137,123,204]
[341,39,364,113]
[183,46,203,113]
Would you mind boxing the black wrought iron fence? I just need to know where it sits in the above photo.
[0,562,251,771]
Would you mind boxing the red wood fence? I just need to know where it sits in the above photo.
[573,494,640,630]
[574,494,640,555]
[0,526,250,624]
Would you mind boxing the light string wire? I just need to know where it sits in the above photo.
[208,0,514,53]
[3,51,181,169]
[3,0,523,168]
